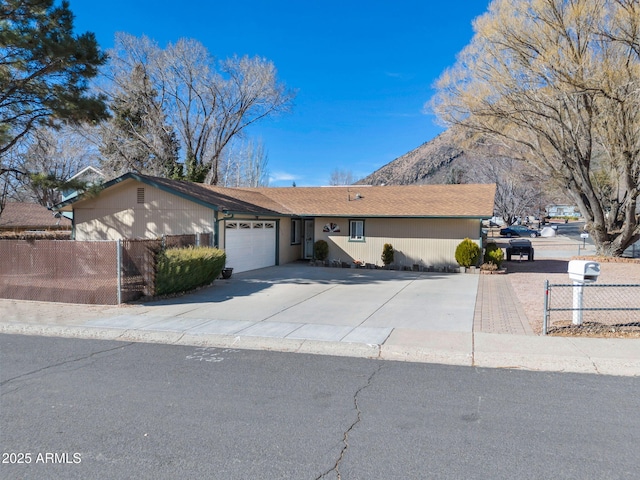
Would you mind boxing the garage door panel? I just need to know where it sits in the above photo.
[225,221,276,273]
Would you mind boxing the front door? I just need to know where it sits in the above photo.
[304,219,314,259]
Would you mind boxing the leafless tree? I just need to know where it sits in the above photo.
[431,0,640,256]
[329,168,356,185]
[105,33,294,184]
[476,157,542,226]
[10,126,101,206]
[219,138,270,187]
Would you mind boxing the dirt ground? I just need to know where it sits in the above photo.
[506,255,640,338]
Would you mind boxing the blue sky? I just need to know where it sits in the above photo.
[70,1,491,186]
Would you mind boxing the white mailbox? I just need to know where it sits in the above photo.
[568,260,600,283]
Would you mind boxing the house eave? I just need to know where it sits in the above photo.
[288,214,491,219]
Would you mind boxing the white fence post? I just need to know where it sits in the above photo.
[572,282,584,325]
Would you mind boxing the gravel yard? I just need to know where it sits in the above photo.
[505,249,640,337]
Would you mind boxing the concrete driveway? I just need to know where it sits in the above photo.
[84,264,479,347]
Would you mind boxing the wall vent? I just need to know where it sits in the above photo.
[137,188,145,204]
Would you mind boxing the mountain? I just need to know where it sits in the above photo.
[357,128,495,186]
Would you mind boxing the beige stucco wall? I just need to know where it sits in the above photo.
[276,216,304,264]
[72,179,483,269]
[73,179,216,241]
[311,217,482,268]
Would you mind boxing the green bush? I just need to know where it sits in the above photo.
[455,238,481,268]
[381,243,394,266]
[314,240,329,261]
[484,242,504,268]
[155,247,226,296]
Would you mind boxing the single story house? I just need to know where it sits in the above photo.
[55,173,496,273]
[546,204,581,218]
[0,202,71,235]
[59,165,105,220]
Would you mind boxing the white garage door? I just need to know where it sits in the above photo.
[224,221,277,273]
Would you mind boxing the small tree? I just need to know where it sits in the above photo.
[381,243,394,266]
[455,238,481,268]
[314,240,329,262]
[484,242,504,268]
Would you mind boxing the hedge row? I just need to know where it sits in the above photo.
[155,247,226,296]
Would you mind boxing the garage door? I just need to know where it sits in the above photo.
[224,221,277,273]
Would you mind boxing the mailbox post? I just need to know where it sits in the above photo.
[567,260,600,325]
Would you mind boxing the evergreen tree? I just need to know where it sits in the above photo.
[100,64,181,178]
[0,0,108,156]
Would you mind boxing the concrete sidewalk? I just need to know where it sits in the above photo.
[1,260,638,377]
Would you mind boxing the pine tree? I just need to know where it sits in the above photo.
[0,0,108,155]
[100,64,181,178]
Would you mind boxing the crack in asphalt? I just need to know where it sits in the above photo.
[0,342,135,392]
[316,363,384,480]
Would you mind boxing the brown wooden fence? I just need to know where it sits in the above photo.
[0,234,209,305]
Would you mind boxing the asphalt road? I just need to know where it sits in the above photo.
[1,334,639,480]
[552,221,594,245]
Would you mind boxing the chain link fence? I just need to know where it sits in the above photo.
[0,233,214,305]
[543,281,640,334]
[0,239,118,304]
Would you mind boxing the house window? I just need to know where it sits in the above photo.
[349,220,365,241]
[291,219,301,245]
[137,188,145,204]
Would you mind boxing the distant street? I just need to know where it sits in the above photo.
[552,221,594,246]
[2,334,639,480]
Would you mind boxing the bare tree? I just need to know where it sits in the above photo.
[11,126,101,206]
[329,168,356,185]
[219,137,270,187]
[476,157,542,226]
[105,33,294,184]
[431,0,640,256]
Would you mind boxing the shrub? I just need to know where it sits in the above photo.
[314,240,329,261]
[155,247,226,296]
[381,243,394,266]
[484,242,504,268]
[455,238,481,268]
[480,262,498,271]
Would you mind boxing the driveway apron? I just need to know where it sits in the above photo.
[126,265,480,342]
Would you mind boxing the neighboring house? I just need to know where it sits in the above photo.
[0,202,71,234]
[546,204,581,218]
[59,166,105,220]
[55,173,496,273]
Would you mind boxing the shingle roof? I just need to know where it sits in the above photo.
[243,184,496,217]
[0,203,72,229]
[56,173,496,218]
[135,175,287,215]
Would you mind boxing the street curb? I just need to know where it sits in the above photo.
[1,322,638,376]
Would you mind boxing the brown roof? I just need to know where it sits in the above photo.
[136,175,287,215]
[243,184,496,217]
[57,173,496,218]
[0,203,72,229]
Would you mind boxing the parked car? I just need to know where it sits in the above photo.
[499,225,541,238]
[506,239,534,261]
